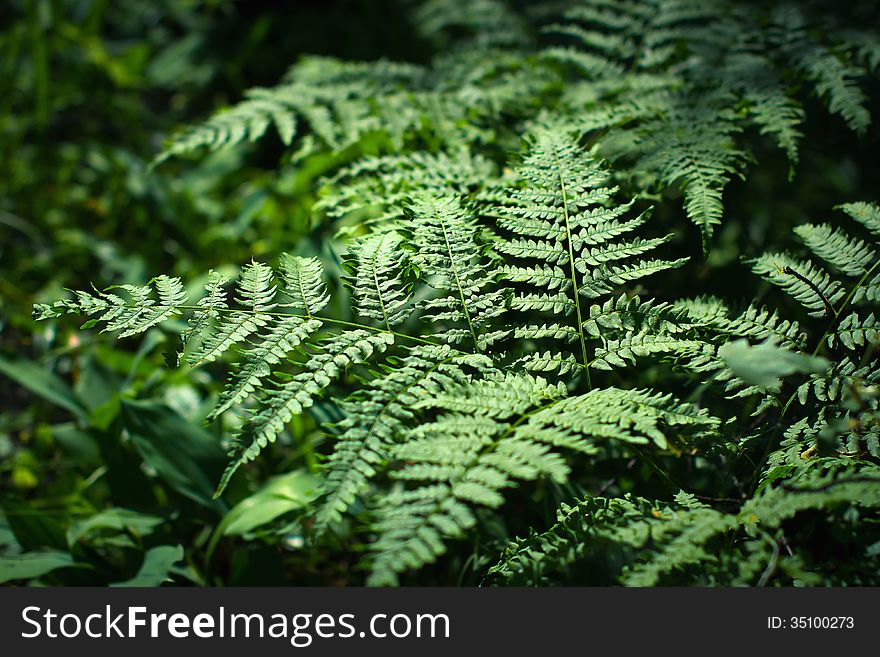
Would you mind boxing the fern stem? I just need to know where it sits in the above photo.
[830,257,880,321]
[433,202,481,352]
[169,304,439,346]
[552,144,591,388]
[370,237,393,333]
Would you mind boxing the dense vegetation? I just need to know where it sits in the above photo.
[3,0,880,586]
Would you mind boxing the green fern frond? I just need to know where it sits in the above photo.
[489,468,880,586]
[829,312,880,350]
[314,345,492,534]
[318,150,499,230]
[342,231,414,329]
[33,275,187,339]
[494,127,687,375]
[631,97,748,247]
[209,317,324,421]
[771,5,872,134]
[367,371,716,584]
[186,262,280,366]
[405,194,505,350]
[748,254,845,318]
[156,57,426,161]
[839,201,880,236]
[793,224,876,277]
[278,254,330,317]
[217,331,396,496]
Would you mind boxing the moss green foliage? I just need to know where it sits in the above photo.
[5,0,880,586]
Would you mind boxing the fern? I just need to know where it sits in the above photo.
[486,201,880,586]
[489,469,880,586]
[493,126,688,377]
[314,345,492,534]
[544,0,876,244]
[405,193,506,350]
[31,0,880,586]
[368,373,719,585]
[217,330,396,494]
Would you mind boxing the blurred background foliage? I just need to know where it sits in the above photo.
[1,0,878,586]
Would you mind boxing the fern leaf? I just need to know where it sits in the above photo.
[314,345,491,534]
[839,201,880,237]
[748,254,845,318]
[216,331,395,496]
[209,317,323,420]
[405,194,504,350]
[342,231,414,329]
[793,223,876,277]
[279,254,330,316]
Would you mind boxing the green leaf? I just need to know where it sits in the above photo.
[0,355,89,421]
[718,338,829,388]
[120,399,228,512]
[222,470,321,537]
[110,545,184,587]
[67,508,164,547]
[0,551,79,584]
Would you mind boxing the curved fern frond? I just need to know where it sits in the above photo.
[314,345,493,535]
[793,224,875,277]
[217,331,396,496]
[367,372,717,585]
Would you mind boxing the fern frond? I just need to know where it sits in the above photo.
[185,262,279,366]
[405,194,505,350]
[410,0,531,48]
[367,371,716,584]
[157,57,426,161]
[494,126,687,375]
[591,331,709,371]
[748,254,844,318]
[839,201,880,237]
[342,231,414,329]
[489,468,880,586]
[632,97,747,247]
[367,373,566,585]
[279,254,330,316]
[314,345,492,534]
[33,275,187,339]
[209,317,324,421]
[793,224,876,277]
[771,5,872,134]
[318,150,499,230]
[216,331,396,496]
[796,356,880,406]
[829,312,880,350]
[485,494,664,585]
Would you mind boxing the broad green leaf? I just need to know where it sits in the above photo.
[67,508,164,547]
[0,551,79,584]
[223,471,321,536]
[120,399,227,512]
[0,355,88,421]
[719,339,829,388]
[110,545,183,587]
